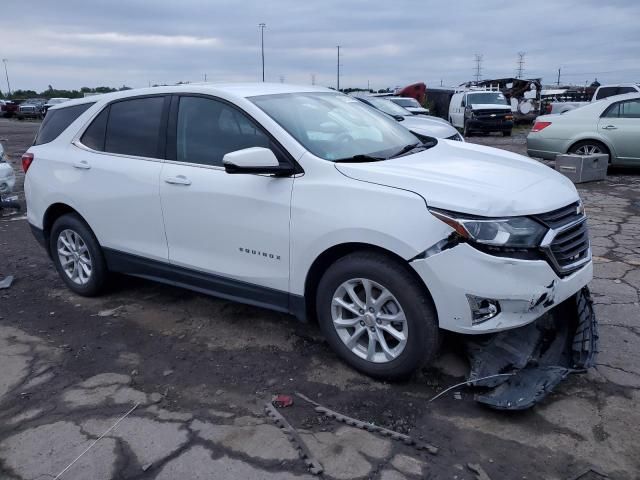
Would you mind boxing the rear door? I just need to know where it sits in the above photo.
[71,95,169,260]
[599,98,640,162]
[159,95,294,300]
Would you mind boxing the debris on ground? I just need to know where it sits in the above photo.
[468,462,492,480]
[566,467,609,479]
[264,401,324,475]
[464,287,598,410]
[97,306,124,317]
[272,394,294,408]
[0,275,14,289]
[296,392,438,454]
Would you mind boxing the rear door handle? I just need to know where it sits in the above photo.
[602,125,617,130]
[73,160,91,170]
[164,175,192,186]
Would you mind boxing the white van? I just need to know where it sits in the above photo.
[449,90,514,137]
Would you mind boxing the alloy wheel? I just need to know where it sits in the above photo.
[331,278,408,363]
[57,229,93,285]
[575,144,602,155]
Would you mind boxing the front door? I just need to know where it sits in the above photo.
[159,95,294,303]
[599,98,640,162]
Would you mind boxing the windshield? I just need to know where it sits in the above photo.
[250,92,419,161]
[391,98,421,108]
[467,92,508,106]
[361,96,411,117]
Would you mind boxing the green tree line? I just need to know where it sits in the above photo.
[0,85,131,101]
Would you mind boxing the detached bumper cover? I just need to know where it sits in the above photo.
[466,287,598,410]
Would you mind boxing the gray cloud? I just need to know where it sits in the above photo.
[1,0,638,92]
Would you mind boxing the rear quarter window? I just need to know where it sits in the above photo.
[34,103,94,145]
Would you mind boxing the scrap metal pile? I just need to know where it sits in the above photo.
[464,287,598,410]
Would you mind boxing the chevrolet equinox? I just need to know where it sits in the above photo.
[24,84,592,378]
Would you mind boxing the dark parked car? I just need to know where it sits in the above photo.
[18,98,47,119]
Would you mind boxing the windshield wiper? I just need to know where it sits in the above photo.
[334,154,387,163]
[390,142,424,158]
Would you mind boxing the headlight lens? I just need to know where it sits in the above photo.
[430,209,547,248]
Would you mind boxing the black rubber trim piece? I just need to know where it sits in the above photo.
[103,248,306,319]
[29,224,47,249]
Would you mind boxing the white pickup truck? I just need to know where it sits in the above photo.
[547,84,640,114]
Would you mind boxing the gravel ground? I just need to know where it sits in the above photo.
[1,118,639,479]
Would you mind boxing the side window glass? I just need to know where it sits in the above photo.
[176,96,271,167]
[618,87,636,95]
[104,97,165,158]
[596,87,616,100]
[619,100,640,119]
[35,103,94,145]
[81,107,109,151]
[603,103,620,118]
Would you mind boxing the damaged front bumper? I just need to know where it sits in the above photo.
[410,243,592,334]
[466,287,598,410]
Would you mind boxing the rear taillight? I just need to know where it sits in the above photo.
[21,152,34,173]
[531,121,552,133]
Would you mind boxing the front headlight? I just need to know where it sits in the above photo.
[429,209,547,248]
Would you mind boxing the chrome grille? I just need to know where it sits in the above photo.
[535,202,591,276]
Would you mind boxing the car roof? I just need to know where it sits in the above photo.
[600,92,640,103]
[48,83,333,111]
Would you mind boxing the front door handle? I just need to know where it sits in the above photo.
[602,125,617,130]
[164,175,192,186]
[73,160,91,170]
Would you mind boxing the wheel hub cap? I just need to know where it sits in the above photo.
[57,229,93,286]
[331,278,408,364]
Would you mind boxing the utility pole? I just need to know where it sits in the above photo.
[311,73,316,86]
[258,23,266,82]
[516,52,525,79]
[556,68,561,87]
[2,59,11,96]
[336,45,341,91]
[473,54,483,83]
[279,74,285,84]
[204,73,207,82]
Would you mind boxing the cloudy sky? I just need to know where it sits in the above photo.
[1,0,638,93]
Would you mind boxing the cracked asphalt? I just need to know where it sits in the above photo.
[1,119,639,479]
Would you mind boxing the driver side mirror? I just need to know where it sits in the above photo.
[223,147,294,176]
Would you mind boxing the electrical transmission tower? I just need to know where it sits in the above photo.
[473,54,483,82]
[516,52,526,79]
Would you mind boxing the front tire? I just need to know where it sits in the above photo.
[502,130,512,137]
[316,252,440,379]
[50,214,108,296]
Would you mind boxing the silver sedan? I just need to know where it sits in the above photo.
[527,93,640,166]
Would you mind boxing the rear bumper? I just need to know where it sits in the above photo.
[526,135,566,160]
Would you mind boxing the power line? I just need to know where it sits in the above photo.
[516,52,526,79]
[473,54,483,82]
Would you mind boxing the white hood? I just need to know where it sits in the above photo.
[335,140,578,217]
[398,115,458,139]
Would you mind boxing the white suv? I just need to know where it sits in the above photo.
[24,84,592,378]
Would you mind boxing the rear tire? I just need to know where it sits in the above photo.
[316,251,440,380]
[50,214,108,296]
[502,130,512,137]
[569,140,610,161]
